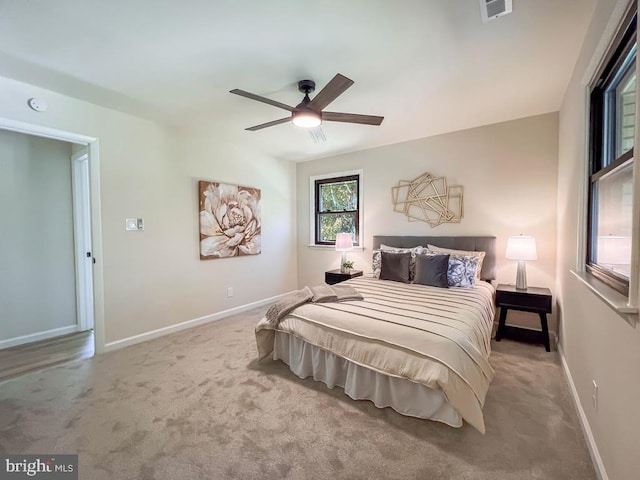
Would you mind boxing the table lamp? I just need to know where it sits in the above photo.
[335,233,354,272]
[505,235,537,290]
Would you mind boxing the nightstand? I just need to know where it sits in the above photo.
[325,269,363,285]
[495,284,553,352]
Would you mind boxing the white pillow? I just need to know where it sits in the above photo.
[427,244,486,280]
[380,244,426,254]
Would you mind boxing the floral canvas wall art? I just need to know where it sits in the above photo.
[199,181,261,259]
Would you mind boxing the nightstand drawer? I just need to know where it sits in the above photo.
[495,286,552,313]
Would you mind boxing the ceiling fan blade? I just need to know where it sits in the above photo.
[230,89,294,112]
[307,74,354,111]
[322,112,384,125]
[245,117,291,131]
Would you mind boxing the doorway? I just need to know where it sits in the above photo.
[0,117,104,379]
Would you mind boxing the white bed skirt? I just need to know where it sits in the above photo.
[273,331,462,428]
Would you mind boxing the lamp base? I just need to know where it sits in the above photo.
[340,251,348,273]
[515,261,527,290]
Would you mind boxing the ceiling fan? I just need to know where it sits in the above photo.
[230,73,384,132]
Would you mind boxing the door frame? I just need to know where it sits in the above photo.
[0,117,106,354]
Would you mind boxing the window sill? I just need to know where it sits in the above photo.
[570,270,638,326]
[307,244,365,251]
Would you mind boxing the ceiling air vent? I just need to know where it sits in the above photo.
[479,0,512,22]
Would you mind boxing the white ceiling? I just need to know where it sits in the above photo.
[0,0,595,161]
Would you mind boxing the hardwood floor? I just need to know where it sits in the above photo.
[0,330,94,382]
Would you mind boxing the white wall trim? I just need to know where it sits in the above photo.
[0,325,80,350]
[558,344,608,480]
[103,291,292,352]
[0,117,94,144]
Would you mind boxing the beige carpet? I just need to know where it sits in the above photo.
[0,307,596,480]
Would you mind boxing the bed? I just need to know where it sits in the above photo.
[255,236,496,433]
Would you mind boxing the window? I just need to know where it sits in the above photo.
[310,171,362,246]
[588,7,637,296]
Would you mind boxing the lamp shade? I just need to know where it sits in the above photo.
[505,235,537,261]
[597,235,631,265]
[335,232,354,251]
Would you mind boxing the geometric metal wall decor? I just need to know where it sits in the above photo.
[391,172,464,227]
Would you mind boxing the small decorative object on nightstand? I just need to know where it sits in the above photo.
[495,284,552,352]
[325,269,363,285]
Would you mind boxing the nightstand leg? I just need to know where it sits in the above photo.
[496,307,508,341]
[539,313,551,352]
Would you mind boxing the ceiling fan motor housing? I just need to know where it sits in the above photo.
[297,79,316,95]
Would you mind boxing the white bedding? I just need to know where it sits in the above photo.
[256,276,496,432]
[273,331,464,427]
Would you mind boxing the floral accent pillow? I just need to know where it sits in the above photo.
[373,245,426,280]
[372,249,382,277]
[447,254,480,288]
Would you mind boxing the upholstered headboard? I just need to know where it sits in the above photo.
[372,236,497,281]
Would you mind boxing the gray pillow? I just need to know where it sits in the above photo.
[379,251,411,283]
[414,254,450,288]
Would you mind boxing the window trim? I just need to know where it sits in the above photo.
[586,5,636,298]
[308,169,363,248]
[572,0,639,323]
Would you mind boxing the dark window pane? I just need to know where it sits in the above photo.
[603,45,636,165]
[319,180,357,212]
[615,64,636,157]
[318,213,357,243]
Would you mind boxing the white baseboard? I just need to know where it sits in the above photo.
[558,344,608,480]
[103,291,292,353]
[0,324,80,350]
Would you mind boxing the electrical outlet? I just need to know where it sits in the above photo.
[592,380,598,411]
[227,287,233,298]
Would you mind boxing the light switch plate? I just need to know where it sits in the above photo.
[126,218,144,231]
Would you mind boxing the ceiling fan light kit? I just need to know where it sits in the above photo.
[292,110,321,128]
[230,73,384,132]
[291,79,321,128]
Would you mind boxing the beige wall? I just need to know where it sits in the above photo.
[0,75,297,348]
[0,130,76,342]
[296,113,559,331]
[557,0,640,479]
